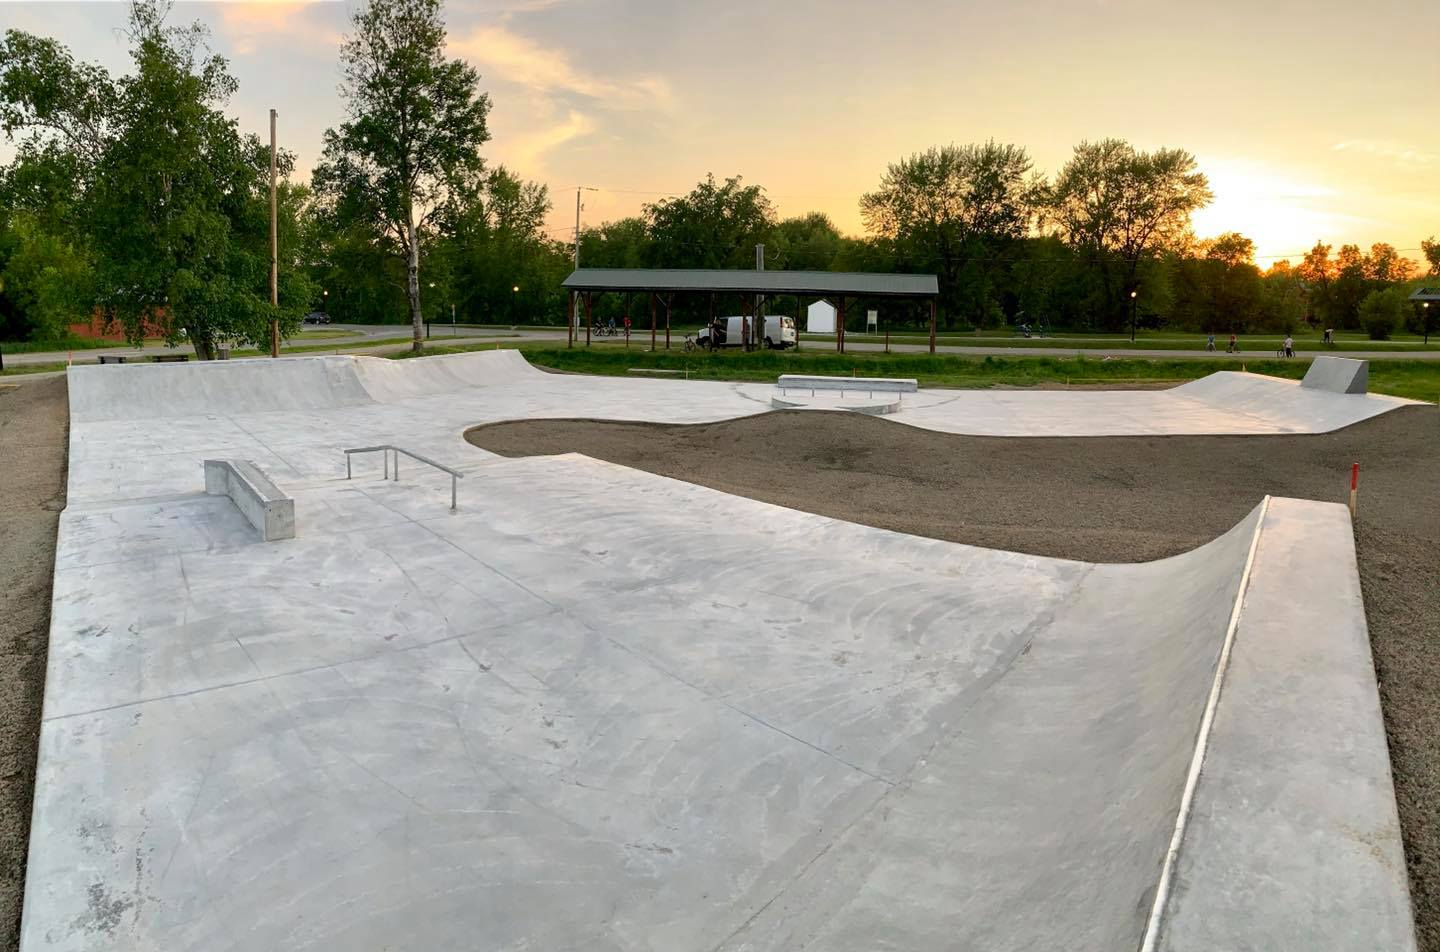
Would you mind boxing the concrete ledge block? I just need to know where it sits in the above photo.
[203,459,295,541]
[1301,356,1369,394]
[778,374,918,393]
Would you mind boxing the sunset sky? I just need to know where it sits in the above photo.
[3,0,1438,264]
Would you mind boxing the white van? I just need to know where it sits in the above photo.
[696,315,797,350]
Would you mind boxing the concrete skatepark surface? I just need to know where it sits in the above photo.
[22,353,1415,950]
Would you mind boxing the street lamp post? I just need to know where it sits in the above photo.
[427,282,435,340]
[511,285,519,326]
[1425,302,1431,346]
[1129,289,1138,343]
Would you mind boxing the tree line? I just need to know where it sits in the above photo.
[2,0,1438,356]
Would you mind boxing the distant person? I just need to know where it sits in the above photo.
[1205,333,1216,352]
[1283,334,1295,358]
[1227,333,1238,354]
[1323,328,1334,346]
[623,315,631,335]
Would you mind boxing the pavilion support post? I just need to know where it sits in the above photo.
[929,299,937,354]
[584,292,592,347]
[624,291,631,348]
[664,294,671,349]
[650,293,657,352]
[837,297,845,354]
[567,290,575,347]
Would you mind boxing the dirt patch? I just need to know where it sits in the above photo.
[469,405,1440,950]
[0,376,67,951]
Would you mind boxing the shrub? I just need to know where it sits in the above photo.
[1359,288,1406,341]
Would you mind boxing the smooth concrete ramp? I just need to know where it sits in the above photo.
[20,352,1416,950]
[65,351,1411,438]
[1302,355,1370,394]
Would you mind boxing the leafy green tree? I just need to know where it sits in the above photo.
[1203,232,1255,268]
[1296,241,1334,326]
[314,0,491,352]
[860,141,1039,327]
[1049,139,1212,328]
[1422,236,1440,278]
[1364,242,1414,283]
[643,174,775,270]
[0,211,92,340]
[578,217,649,270]
[770,213,844,271]
[1331,244,1369,329]
[0,1,307,356]
[1358,286,1407,340]
[1259,260,1306,333]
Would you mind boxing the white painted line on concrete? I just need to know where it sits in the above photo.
[1139,494,1271,952]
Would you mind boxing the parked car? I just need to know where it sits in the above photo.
[303,311,331,325]
[696,315,796,350]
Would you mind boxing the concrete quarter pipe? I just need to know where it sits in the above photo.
[21,353,1414,950]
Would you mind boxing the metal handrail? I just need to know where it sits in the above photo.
[345,444,463,512]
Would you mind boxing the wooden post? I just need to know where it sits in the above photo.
[567,290,575,348]
[584,292,592,347]
[650,292,656,352]
[664,294,671,349]
[624,291,630,349]
[837,297,846,354]
[929,299,937,354]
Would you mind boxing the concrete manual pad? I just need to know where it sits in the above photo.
[21,352,1415,950]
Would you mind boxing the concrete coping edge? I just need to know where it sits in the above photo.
[1138,495,1271,951]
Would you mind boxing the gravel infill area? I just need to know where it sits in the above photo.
[0,377,66,951]
[469,403,1440,950]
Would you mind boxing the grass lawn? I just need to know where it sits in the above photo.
[0,336,167,354]
[396,341,1440,403]
[0,361,67,377]
[796,330,1440,352]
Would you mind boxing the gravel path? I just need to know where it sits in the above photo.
[0,378,66,951]
[469,404,1440,950]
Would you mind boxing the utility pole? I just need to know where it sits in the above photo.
[573,186,597,336]
[269,109,279,358]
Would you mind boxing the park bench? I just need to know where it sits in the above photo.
[203,459,295,541]
[151,353,189,363]
[777,374,918,397]
[97,355,127,365]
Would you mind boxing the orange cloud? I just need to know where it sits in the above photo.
[448,24,672,110]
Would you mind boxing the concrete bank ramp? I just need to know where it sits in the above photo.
[67,355,375,421]
[67,351,1411,436]
[65,349,546,422]
[22,449,1413,949]
[1301,354,1369,393]
[351,348,544,402]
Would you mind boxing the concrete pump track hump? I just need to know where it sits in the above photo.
[23,352,1415,951]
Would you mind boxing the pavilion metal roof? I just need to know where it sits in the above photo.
[1408,287,1440,302]
[562,268,939,298]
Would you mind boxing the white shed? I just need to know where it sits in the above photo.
[806,299,836,334]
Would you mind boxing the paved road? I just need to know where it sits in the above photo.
[10,323,1440,367]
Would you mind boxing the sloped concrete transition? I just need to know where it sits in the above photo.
[24,352,1413,950]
